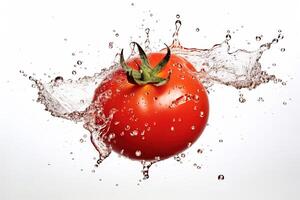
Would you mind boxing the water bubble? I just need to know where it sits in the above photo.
[272,63,277,67]
[176,14,180,19]
[180,153,185,158]
[135,150,142,157]
[72,52,75,56]
[77,60,83,65]
[196,28,200,32]
[219,139,223,143]
[218,174,225,180]
[115,33,119,37]
[72,70,77,75]
[280,48,285,52]
[283,101,287,105]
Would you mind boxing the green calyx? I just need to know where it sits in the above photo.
[120,42,171,86]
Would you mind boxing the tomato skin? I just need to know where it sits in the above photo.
[93,53,209,161]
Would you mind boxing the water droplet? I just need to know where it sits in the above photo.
[125,125,130,131]
[131,2,134,6]
[218,175,224,180]
[135,150,142,157]
[170,126,175,131]
[225,34,231,40]
[145,28,150,34]
[77,60,83,65]
[219,139,223,143]
[176,14,180,19]
[200,111,204,118]
[79,138,84,143]
[174,155,181,162]
[130,130,138,136]
[54,76,63,83]
[272,63,277,67]
[108,133,115,141]
[72,52,75,56]
[115,33,119,37]
[72,70,77,75]
[280,48,285,52]
[255,35,262,41]
[191,125,196,131]
[257,97,264,102]
[197,149,203,154]
[196,28,200,32]
[272,38,279,43]
[239,94,246,103]
[175,20,182,27]
[180,153,185,158]
[283,101,287,105]
[109,42,114,49]
[155,156,160,161]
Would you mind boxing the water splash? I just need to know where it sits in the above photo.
[28,18,284,179]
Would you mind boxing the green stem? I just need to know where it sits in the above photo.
[120,42,171,86]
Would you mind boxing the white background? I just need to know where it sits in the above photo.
[1,0,300,200]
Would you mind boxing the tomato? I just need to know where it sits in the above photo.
[92,42,209,161]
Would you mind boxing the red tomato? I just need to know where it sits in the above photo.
[92,43,209,161]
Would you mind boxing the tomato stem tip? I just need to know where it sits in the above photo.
[120,42,171,86]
